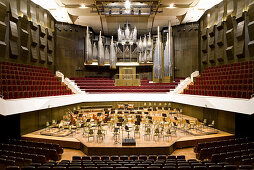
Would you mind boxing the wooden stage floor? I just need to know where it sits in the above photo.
[22,114,234,155]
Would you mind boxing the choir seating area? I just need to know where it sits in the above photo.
[0,62,72,99]
[70,77,184,93]
[183,61,254,99]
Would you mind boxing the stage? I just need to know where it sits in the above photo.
[22,113,234,155]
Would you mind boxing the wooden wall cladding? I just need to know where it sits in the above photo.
[248,2,254,22]
[31,47,38,61]
[10,40,18,58]
[39,25,46,37]
[202,53,208,64]
[217,21,224,30]
[226,29,234,46]
[0,21,6,42]
[202,39,208,53]
[0,2,7,22]
[9,21,18,40]
[47,28,53,40]
[208,26,215,37]
[47,53,53,64]
[236,21,245,41]
[39,37,46,48]
[209,36,215,48]
[39,49,46,63]
[226,15,234,30]
[31,29,38,45]
[217,29,224,46]
[236,40,245,58]
[20,29,28,48]
[47,40,52,52]
[217,46,224,62]
[209,50,215,63]
[226,46,234,60]
[9,0,18,22]
[248,21,254,41]
[201,29,208,39]
[248,41,254,57]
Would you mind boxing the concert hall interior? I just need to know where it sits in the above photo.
[0,0,254,169]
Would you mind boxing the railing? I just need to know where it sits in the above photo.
[114,74,141,86]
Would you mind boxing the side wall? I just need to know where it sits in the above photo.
[199,0,254,71]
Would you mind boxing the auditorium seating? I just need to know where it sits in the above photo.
[0,62,72,99]
[195,137,254,165]
[183,61,254,99]
[5,154,254,170]
[0,139,63,169]
[70,77,185,93]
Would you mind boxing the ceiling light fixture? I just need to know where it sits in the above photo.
[80,4,87,8]
[167,4,175,9]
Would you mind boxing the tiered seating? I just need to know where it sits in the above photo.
[6,154,254,169]
[0,139,63,169]
[70,77,184,93]
[195,138,254,164]
[183,61,254,99]
[0,62,72,99]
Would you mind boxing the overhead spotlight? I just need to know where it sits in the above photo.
[70,27,72,32]
[131,9,134,15]
[167,4,175,8]
[79,4,87,8]
[119,8,122,14]
[138,9,141,15]
[57,27,61,32]
[109,9,112,15]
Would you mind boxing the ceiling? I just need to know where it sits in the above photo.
[32,0,223,35]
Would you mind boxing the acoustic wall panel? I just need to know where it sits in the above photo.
[39,25,46,37]
[226,29,234,46]
[202,39,208,53]
[217,21,224,30]
[47,53,53,64]
[20,29,28,47]
[47,28,52,39]
[236,21,245,41]
[9,0,18,21]
[208,26,215,37]
[9,21,18,40]
[248,2,254,22]
[39,49,45,63]
[31,47,38,61]
[39,37,46,48]
[226,46,234,60]
[209,50,215,63]
[209,36,215,48]
[248,41,254,57]
[248,21,254,41]
[31,29,38,45]
[226,15,233,30]
[236,40,245,58]
[47,40,52,52]
[202,53,208,64]
[201,29,208,39]
[217,46,224,62]
[217,29,224,46]
[0,21,6,42]
[10,40,18,58]
[0,2,7,22]
[20,46,28,58]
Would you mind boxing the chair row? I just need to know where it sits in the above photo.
[195,79,253,85]
[1,70,53,77]
[1,79,62,86]
[1,75,58,81]
[0,62,50,70]
[183,89,253,99]
[201,69,253,77]
[196,74,253,81]
[189,84,253,91]
[204,61,254,71]
[194,138,251,153]
[2,90,72,99]
[1,85,67,92]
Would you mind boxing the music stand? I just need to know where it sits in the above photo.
[97,112,102,117]
[86,119,91,122]
[135,121,140,126]
[114,127,120,144]
[162,113,167,117]
[144,112,149,115]
[125,125,131,139]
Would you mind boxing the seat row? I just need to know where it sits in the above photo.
[1,70,53,77]
[189,84,253,91]
[201,69,253,77]
[194,138,252,153]
[196,74,253,81]
[204,61,254,72]
[1,79,62,86]
[195,79,253,85]
[0,65,51,73]
[183,89,253,99]
[1,75,58,81]
[2,85,67,92]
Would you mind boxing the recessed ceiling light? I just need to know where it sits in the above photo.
[80,4,87,8]
[167,4,175,8]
